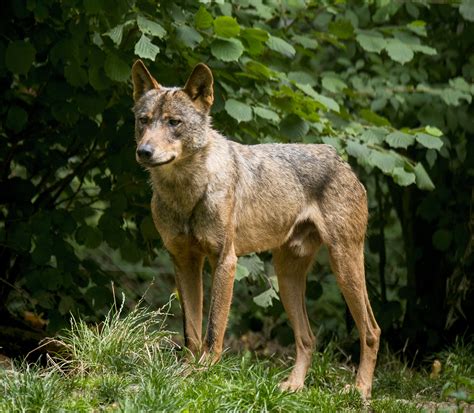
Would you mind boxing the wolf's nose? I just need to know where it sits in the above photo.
[137,144,154,160]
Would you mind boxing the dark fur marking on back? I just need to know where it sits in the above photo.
[274,151,335,201]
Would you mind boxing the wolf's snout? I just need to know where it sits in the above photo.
[136,144,154,160]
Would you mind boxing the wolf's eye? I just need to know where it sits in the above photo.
[168,118,181,127]
[138,117,149,126]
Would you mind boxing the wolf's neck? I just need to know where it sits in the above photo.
[148,144,212,214]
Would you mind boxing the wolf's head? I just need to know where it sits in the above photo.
[131,60,214,168]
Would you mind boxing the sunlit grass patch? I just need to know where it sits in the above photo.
[0,300,472,412]
[0,362,66,412]
[51,295,177,376]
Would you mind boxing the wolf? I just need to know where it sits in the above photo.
[131,60,380,399]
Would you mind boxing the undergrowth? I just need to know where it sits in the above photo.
[0,299,472,412]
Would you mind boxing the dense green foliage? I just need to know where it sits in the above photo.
[1,303,473,411]
[0,0,472,357]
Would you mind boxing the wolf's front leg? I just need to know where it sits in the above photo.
[173,252,205,356]
[202,249,237,363]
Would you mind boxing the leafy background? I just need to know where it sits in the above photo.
[0,0,472,360]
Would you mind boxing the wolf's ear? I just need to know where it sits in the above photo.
[131,60,160,102]
[183,63,214,112]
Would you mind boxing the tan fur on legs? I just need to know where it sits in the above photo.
[202,247,237,363]
[172,249,205,355]
[273,244,318,391]
[328,243,381,399]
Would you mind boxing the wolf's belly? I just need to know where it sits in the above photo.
[234,225,290,256]
[232,201,299,256]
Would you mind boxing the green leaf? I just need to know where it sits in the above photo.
[235,264,250,281]
[385,131,415,149]
[295,83,340,112]
[211,38,244,61]
[246,61,274,79]
[176,25,203,49]
[195,5,213,29]
[424,126,443,137]
[385,38,414,64]
[346,140,371,160]
[360,109,391,126]
[42,268,63,291]
[238,254,264,278]
[361,127,387,144]
[414,163,435,190]
[322,76,347,93]
[88,66,111,91]
[449,76,471,92]
[64,64,88,87]
[104,54,130,82]
[213,15,240,38]
[432,229,452,251]
[253,288,279,308]
[280,114,309,140]
[77,93,106,116]
[328,19,354,39]
[407,20,427,36]
[240,28,269,56]
[32,241,52,265]
[412,44,436,55]
[312,92,340,113]
[98,213,124,248]
[6,106,28,133]
[52,102,79,125]
[292,34,318,50]
[369,150,398,173]
[460,0,474,21]
[134,34,160,60]
[356,30,386,53]
[252,1,273,19]
[120,240,142,263]
[225,99,253,122]
[240,28,269,43]
[392,167,416,186]
[254,106,280,122]
[373,2,402,23]
[104,24,124,46]
[266,35,296,58]
[317,136,338,151]
[86,285,112,308]
[59,296,75,315]
[426,149,437,168]
[140,216,160,240]
[75,225,102,249]
[83,0,101,14]
[8,222,31,251]
[440,88,472,106]
[5,40,36,75]
[415,133,443,150]
[288,71,316,86]
[137,15,166,38]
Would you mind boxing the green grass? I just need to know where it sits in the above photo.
[1,301,472,412]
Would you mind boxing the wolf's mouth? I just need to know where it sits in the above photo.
[142,155,176,167]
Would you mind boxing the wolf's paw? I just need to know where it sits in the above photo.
[197,351,220,366]
[179,361,195,377]
[340,384,370,404]
[279,379,305,392]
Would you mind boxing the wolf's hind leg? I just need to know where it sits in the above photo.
[273,231,319,392]
[328,242,380,399]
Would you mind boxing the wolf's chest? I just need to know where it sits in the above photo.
[151,189,225,255]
